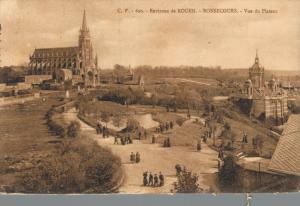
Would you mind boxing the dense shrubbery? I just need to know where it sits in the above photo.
[20,138,123,193]
[47,119,66,137]
[67,121,81,138]
[173,166,202,193]
[45,108,66,137]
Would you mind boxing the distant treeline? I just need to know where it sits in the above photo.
[0,66,27,83]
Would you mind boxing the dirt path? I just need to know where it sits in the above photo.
[64,108,219,194]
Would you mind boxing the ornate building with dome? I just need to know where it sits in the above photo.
[27,10,100,87]
[240,52,288,124]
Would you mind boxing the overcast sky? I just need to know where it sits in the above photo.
[0,0,299,70]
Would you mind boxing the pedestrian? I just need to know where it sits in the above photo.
[99,125,103,134]
[138,131,142,140]
[128,136,133,144]
[148,172,154,186]
[102,127,105,138]
[197,140,201,151]
[163,139,167,147]
[121,137,126,145]
[159,172,164,186]
[114,136,118,144]
[136,152,140,163]
[154,174,159,187]
[218,149,224,160]
[170,121,173,129]
[203,136,207,143]
[152,135,156,144]
[175,164,182,175]
[160,124,164,133]
[127,134,131,144]
[130,152,136,163]
[143,171,148,186]
[165,122,169,131]
[243,131,248,143]
[166,137,171,147]
[96,123,100,134]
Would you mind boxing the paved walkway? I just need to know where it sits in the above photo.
[63,108,218,194]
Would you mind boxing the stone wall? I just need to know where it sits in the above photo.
[25,75,52,84]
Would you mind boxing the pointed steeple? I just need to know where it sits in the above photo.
[95,53,98,66]
[81,9,88,31]
[255,49,259,64]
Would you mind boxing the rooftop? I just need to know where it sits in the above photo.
[268,114,300,176]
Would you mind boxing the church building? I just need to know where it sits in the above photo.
[27,10,100,87]
[239,51,288,124]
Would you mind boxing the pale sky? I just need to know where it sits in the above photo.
[0,0,300,70]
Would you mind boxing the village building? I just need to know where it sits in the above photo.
[237,52,288,124]
[234,114,300,192]
[27,10,100,87]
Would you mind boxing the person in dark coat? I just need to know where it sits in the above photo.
[102,127,105,138]
[128,136,133,144]
[165,122,169,131]
[218,149,224,160]
[197,140,201,151]
[154,174,159,187]
[159,172,164,186]
[130,152,136,162]
[148,172,154,186]
[152,135,156,144]
[135,152,140,163]
[166,137,171,147]
[143,171,148,186]
[242,131,248,143]
[96,123,100,134]
[170,121,173,129]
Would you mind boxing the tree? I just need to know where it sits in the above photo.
[67,121,81,138]
[173,166,202,193]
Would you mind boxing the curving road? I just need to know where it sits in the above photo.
[63,108,219,194]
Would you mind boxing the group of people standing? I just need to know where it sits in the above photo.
[163,137,171,147]
[96,122,109,138]
[130,152,141,163]
[155,121,174,133]
[115,134,133,145]
[143,171,164,187]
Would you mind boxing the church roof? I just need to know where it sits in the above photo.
[34,47,79,52]
[33,47,79,57]
[268,114,300,176]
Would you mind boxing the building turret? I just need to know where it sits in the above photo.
[249,50,264,89]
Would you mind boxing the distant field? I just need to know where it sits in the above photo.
[163,77,219,86]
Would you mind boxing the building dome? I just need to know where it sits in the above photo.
[249,50,265,89]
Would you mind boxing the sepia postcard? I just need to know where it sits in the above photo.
[0,0,300,196]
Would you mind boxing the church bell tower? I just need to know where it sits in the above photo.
[78,10,94,85]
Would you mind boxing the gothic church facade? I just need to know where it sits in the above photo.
[28,10,100,87]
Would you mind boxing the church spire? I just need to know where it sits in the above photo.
[81,9,88,31]
[255,49,259,64]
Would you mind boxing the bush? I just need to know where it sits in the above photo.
[173,166,202,193]
[67,121,81,138]
[176,117,186,127]
[47,119,65,137]
[20,139,123,193]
